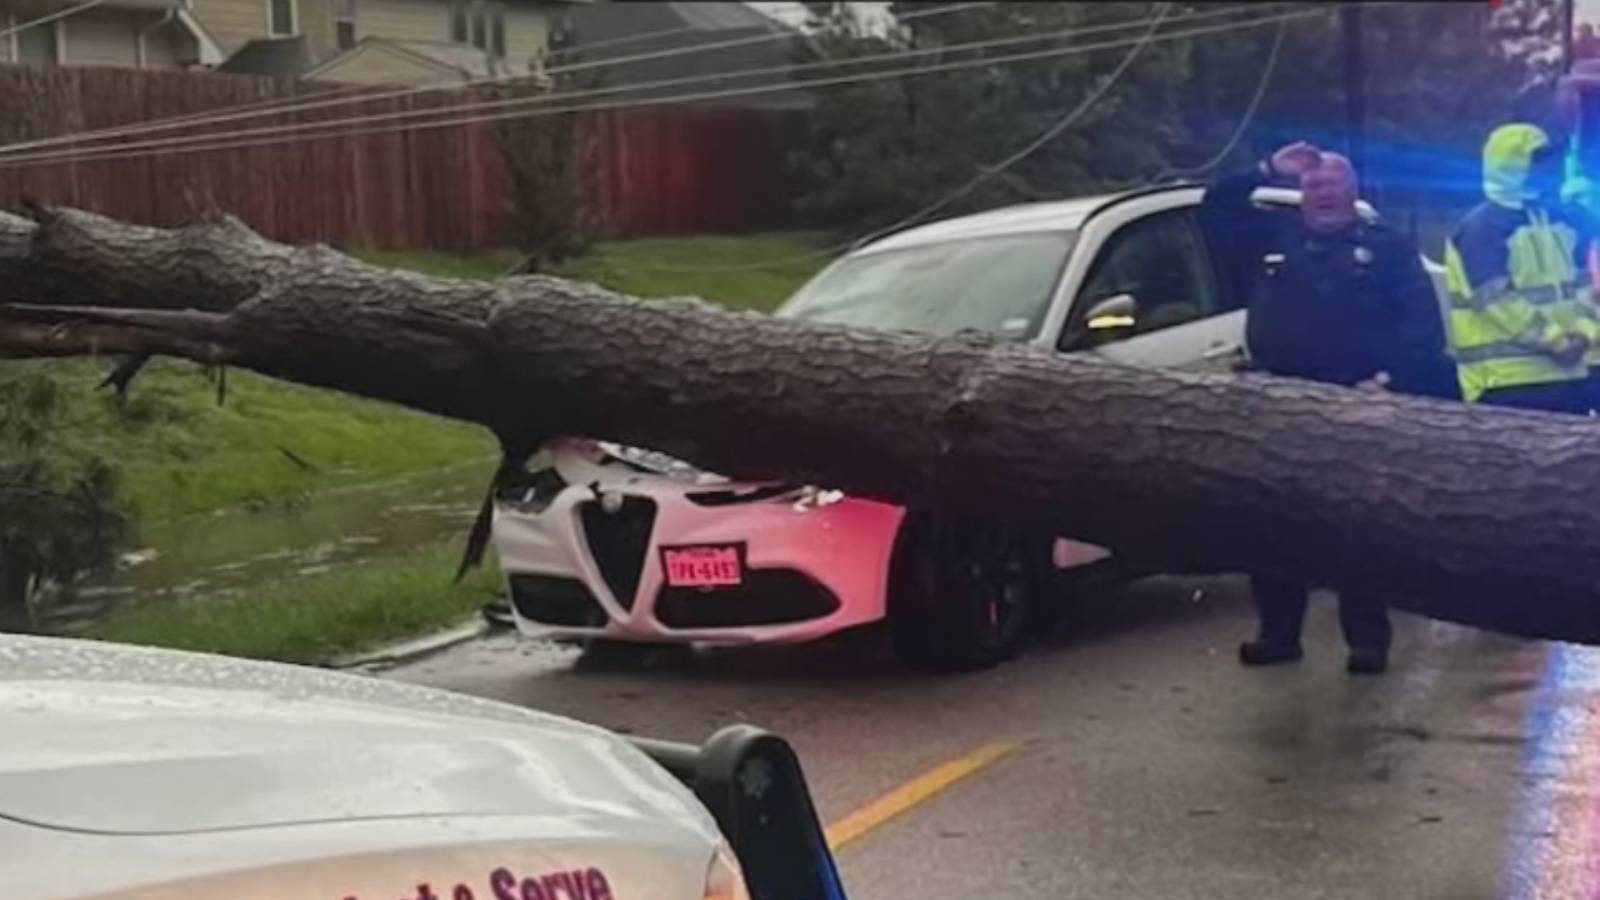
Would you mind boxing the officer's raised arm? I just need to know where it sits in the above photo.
[1199,142,1324,286]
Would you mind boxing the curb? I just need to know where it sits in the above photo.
[333,618,494,671]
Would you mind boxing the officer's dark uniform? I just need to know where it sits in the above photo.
[1199,161,1460,672]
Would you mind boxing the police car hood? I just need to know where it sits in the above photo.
[0,634,716,837]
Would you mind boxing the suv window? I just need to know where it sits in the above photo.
[778,231,1077,341]
[1061,208,1221,350]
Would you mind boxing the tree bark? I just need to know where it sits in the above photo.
[5,207,1600,644]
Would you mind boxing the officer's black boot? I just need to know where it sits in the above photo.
[1239,578,1308,667]
[1341,593,1393,676]
[1239,640,1304,666]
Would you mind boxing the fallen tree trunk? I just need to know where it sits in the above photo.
[4,207,1600,644]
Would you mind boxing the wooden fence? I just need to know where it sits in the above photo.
[0,65,799,250]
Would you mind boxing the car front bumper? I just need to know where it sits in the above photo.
[491,481,905,645]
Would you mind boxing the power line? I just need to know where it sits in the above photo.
[862,2,1175,249]
[0,4,1318,169]
[1142,14,1289,185]
[0,5,1319,171]
[0,0,115,40]
[0,0,997,158]
[0,1,1196,164]
[642,1,1176,276]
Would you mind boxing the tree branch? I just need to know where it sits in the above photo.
[4,205,1600,644]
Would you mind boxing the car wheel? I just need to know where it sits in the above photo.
[887,513,1045,672]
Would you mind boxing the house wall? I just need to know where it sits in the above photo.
[61,9,144,67]
[349,0,442,46]
[501,1,547,70]
[343,0,552,67]
[37,7,198,70]
[189,0,290,55]
[140,17,187,68]
[300,0,338,60]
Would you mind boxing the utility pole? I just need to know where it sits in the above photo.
[1341,3,1365,179]
[1565,0,1577,74]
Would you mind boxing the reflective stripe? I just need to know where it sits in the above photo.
[1452,341,1563,364]
[1442,221,1592,396]
[1448,279,1587,310]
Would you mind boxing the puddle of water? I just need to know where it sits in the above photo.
[49,460,494,633]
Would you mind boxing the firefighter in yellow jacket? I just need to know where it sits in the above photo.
[1445,123,1598,413]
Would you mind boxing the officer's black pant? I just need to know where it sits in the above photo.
[1251,577,1392,652]
[1479,380,1592,416]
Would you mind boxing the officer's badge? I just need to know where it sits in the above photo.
[1354,246,1374,265]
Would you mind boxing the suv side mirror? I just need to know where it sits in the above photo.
[1063,293,1139,351]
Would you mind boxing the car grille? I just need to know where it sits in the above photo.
[655,569,840,629]
[508,574,608,628]
[579,496,658,610]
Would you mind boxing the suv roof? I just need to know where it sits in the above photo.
[859,188,1179,255]
[854,182,1361,258]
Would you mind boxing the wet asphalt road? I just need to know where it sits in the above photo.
[385,575,1600,900]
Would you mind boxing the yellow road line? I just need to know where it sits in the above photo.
[824,741,1018,852]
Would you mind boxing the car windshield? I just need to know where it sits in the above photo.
[774,231,1077,341]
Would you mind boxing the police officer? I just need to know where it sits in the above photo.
[1446,123,1596,413]
[1200,141,1458,676]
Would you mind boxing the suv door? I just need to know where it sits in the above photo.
[1057,206,1245,372]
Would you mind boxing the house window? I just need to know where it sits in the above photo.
[449,0,505,57]
[268,0,297,36]
[334,0,355,48]
[15,20,59,66]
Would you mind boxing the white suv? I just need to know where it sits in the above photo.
[492,184,1434,671]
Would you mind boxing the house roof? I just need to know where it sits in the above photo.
[563,1,812,112]
[217,35,314,78]
[302,38,522,84]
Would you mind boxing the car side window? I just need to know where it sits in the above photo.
[1060,209,1222,352]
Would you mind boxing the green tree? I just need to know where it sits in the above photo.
[791,1,1557,240]
[0,365,128,633]
[792,1,1197,231]
[492,32,609,272]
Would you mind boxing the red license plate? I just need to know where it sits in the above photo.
[661,544,744,588]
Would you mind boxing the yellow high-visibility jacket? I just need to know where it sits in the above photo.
[1445,124,1596,402]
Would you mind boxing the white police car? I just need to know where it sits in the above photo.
[0,634,845,900]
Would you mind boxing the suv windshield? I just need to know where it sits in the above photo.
[774,231,1077,340]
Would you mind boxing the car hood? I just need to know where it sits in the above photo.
[593,440,732,485]
[0,635,715,838]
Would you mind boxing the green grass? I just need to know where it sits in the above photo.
[359,232,833,313]
[91,543,501,665]
[554,232,834,312]
[354,247,521,280]
[28,358,494,525]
